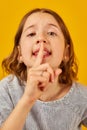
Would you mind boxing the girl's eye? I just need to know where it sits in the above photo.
[26,32,36,37]
[47,32,57,36]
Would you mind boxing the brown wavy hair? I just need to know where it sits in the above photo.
[2,8,78,86]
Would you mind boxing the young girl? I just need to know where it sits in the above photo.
[0,8,87,130]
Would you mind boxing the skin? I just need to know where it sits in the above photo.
[19,12,69,101]
[0,12,70,130]
[19,12,65,68]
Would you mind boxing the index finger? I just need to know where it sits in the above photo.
[34,43,44,67]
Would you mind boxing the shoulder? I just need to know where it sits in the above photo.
[73,82,87,126]
[0,75,20,89]
[68,82,87,112]
[74,82,87,99]
[0,75,24,96]
[0,75,24,106]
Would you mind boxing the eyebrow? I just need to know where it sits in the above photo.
[24,23,60,32]
[48,23,59,28]
[48,23,60,31]
[24,25,35,32]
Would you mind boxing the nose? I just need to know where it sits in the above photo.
[36,33,47,44]
[36,40,46,44]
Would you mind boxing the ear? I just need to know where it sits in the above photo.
[17,46,23,63]
[63,45,70,62]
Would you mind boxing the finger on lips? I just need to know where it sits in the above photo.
[32,43,54,82]
[33,43,44,67]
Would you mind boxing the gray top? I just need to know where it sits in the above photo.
[0,75,87,130]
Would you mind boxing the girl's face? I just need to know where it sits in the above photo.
[19,12,68,69]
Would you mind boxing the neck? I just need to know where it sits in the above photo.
[39,79,71,102]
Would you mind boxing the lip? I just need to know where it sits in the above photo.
[32,48,52,57]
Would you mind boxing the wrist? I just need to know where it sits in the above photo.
[21,94,36,108]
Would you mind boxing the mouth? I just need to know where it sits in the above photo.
[32,48,52,58]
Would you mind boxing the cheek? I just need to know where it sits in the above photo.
[20,36,33,54]
[52,43,65,63]
[55,49,64,63]
[20,43,32,64]
[21,44,31,55]
[20,37,33,54]
[53,40,65,55]
[57,47,64,56]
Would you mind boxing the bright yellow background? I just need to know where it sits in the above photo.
[0,0,87,129]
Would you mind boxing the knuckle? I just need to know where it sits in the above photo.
[43,72,50,80]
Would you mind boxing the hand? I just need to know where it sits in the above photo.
[24,43,62,101]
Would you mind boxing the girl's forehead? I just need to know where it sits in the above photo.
[23,12,61,30]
